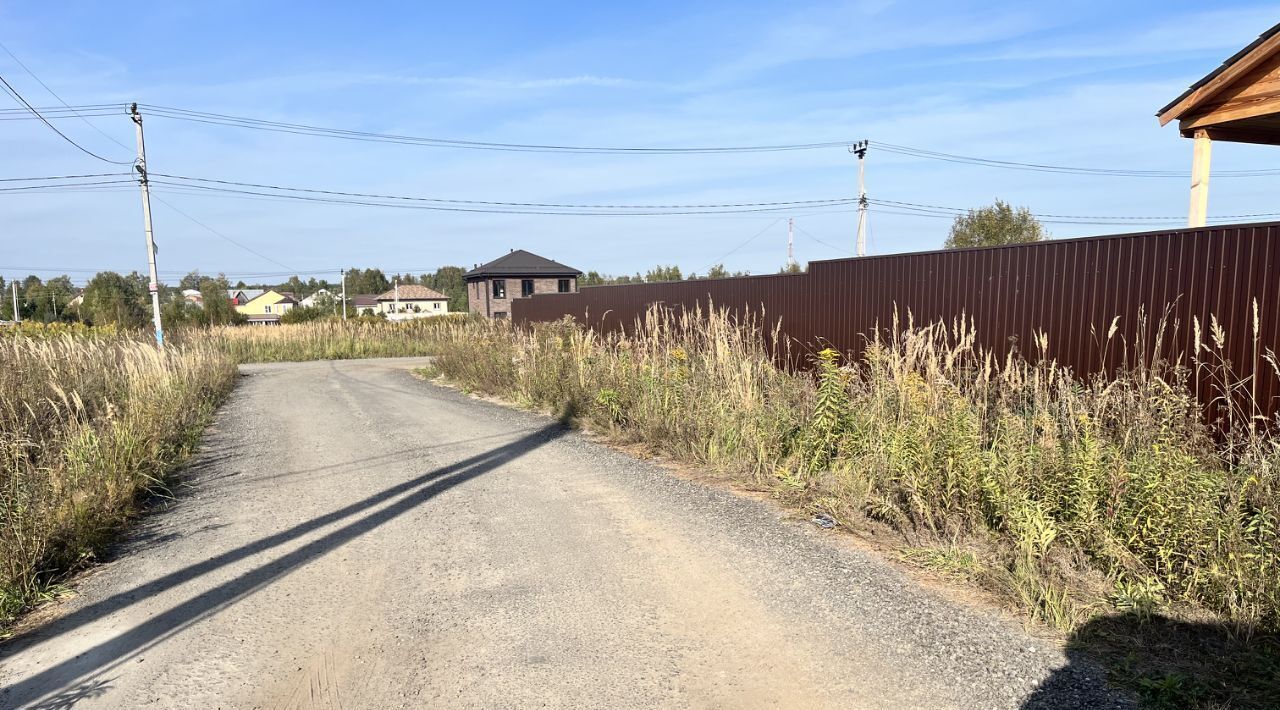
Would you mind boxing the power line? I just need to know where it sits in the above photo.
[152,173,855,210]
[0,74,132,164]
[0,41,132,151]
[869,198,1280,224]
[0,172,131,182]
[874,141,1280,178]
[0,179,134,192]
[136,103,854,154]
[792,222,850,254]
[698,218,783,274]
[148,193,298,272]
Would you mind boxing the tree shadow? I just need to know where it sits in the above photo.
[0,423,566,708]
[1023,613,1280,709]
[25,677,114,710]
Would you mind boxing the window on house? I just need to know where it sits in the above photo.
[492,280,506,299]
[493,311,508,319]
[433,302,440,309]
[557,278,571,293]
[521,279,534,297]
[264,305,271,313]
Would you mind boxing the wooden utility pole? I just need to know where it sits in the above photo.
[130,103,164,347]
[1188,129,1212,228]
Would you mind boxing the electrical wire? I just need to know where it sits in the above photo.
[698,218,783,274]
[792,222,851,254]
[0,74,132,164]
[0,41,132,151]
[869,198,1280,224]
[136,103,853,154]
[151,173,855,211]
[148,193,298,272]
[0,172,131,182]
[873,141,1280,178]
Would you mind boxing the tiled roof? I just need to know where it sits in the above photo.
[375,284,448,301]
[465,249,581,279]
[350,294,380,307]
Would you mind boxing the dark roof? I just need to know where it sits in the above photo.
[465,249,582,280]
[1158,22,1280,117]
[350,294,380,307]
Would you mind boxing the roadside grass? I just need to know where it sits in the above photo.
[0,329,236,629]
[196,315,470,363]
[415,305,1279,708]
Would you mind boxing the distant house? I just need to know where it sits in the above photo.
[464,249,582,318]
[235,289,298,325]
[181,289,203,306]
[227,288,264,307]
[300,289,332,308]
[350,294,380,316]
[376,284,450,320]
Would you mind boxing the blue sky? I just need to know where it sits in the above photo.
[2,1,1278,284]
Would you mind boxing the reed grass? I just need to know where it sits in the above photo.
[421,307,1279,641]
[0,331,235,626]
[196,315,468,363]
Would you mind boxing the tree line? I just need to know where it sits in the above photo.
[0,265,472,327]
[4,201,1042,325]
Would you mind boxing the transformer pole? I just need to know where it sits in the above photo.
[130,103,164,347]
[850,141,869,257]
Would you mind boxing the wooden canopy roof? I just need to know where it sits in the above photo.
[1158,23,1280,145]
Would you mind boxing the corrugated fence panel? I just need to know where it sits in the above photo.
[512,222,1280,419]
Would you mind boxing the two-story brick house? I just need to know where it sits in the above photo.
[464,250,582,318]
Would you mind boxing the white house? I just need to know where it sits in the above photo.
[375,284,450,320]
[300,289,333,308]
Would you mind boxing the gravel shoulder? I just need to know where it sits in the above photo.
[0,357,1131,708]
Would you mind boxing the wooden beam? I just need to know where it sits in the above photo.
[1197,125,1280,146]
[1158,31,1280,126]
[1188,129,1212,228]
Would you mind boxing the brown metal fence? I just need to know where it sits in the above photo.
[512,222,1280,419]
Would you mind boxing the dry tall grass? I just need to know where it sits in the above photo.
[422,307,1280,637]
[0,331,235,624]
[198,315,468,363]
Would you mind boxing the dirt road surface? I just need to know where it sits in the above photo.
[0,358,1129,709]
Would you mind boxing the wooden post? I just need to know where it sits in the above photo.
[1188,129,1212,228]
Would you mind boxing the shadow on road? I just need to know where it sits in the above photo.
[0,422,567,707]
[1022,613,1280,709]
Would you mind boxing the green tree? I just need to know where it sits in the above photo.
[280,305,329,323]
[343,267,390,296]
[179,270,204,291]
[424,266,467,312]
[161,298,203,327]
[644,265,683,283]
[581,271,605,287]
[199,277,242,325]
[944,199,1046,249]
[81,271,149,327]
[778,262,803,274]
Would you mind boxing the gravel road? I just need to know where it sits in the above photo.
[0,358,1130,709]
